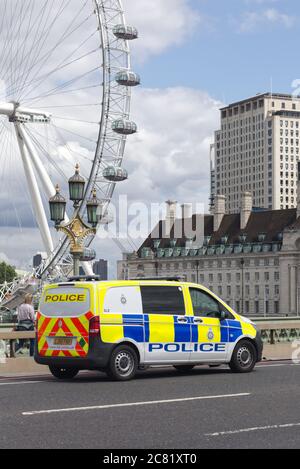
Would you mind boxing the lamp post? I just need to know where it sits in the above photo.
[49,165,100,277]
[240,258,245,316]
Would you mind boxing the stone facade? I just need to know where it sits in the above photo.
[117,196,300,317]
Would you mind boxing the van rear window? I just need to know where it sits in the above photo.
[39,287,90,317]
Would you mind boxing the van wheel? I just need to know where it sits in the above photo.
[107,345,138,381]
[174,365,195,373]
[229,340,257,373]
[49,366,79,380]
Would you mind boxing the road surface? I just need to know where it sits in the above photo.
[0,361,299,449]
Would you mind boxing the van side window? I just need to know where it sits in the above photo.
[141,286,185,316]
[190,288,220,318]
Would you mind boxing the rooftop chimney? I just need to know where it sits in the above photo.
[241,192,253,230]
[181,203,192,219]
[165,200,177,237]
[214,195,225,232]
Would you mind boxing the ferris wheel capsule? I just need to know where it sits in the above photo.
[112,119,137,135]
[103,167,128,182]
[115,70,140,87]
[113,25,138,40]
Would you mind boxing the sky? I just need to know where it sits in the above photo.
[0,0,299,275]
[131,0,300,102]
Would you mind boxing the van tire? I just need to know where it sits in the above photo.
[49,366,79,380]
[107,345,138,381]
[229,340,257,373]
[174,365,195,373]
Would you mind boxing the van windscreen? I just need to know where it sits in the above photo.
[39,287,91,317]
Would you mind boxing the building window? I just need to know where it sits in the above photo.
[264,272,269,282]
[265,301,269,315]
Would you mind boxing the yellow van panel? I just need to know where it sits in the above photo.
[148,314,175,343]
[241,322,257,338]
[99,314,124,343]
[197,318,221,343]
[100,325,124,343]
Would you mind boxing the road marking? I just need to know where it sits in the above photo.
[206,422,300,437]
[0,381,44,386]
[22,393,250,416]
[257,364,293,368]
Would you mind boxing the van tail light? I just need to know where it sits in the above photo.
[89,316,100,337]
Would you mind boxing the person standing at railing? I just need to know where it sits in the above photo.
[16,294,35,357]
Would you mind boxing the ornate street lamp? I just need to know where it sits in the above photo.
[68,163,85,207]
[49,166,99,276]
[49,185,66,226]
[87,189,100,228]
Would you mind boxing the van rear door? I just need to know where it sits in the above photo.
[37,285,94,358]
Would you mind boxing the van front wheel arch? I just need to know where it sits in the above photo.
[229,339,257,373]
[107,344,138,381]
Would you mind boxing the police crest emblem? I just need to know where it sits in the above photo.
[121,295,127,305]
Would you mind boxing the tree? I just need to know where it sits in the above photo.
[0,262,17,284]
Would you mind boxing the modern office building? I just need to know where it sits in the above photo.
[212,93,300,214]
[78,259,108,279]
[93,259,108,280]
[118,194,300,317]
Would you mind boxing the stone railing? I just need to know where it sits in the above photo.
[1,319,300,350]
[0,330,35,358]
[255,318,300,345]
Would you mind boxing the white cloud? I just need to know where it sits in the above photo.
[125,0,200,61]
[238,8,295,32]
[123,87,221,205]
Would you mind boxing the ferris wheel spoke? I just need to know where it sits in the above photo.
[12,0,57,100]
[15,124,54,254]
[3,0,69,101]
[18,8,97,101]
[22,67,100,105]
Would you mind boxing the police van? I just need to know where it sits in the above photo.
[35,277,263,381]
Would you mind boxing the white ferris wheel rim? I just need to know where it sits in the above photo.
[0,0,139,281]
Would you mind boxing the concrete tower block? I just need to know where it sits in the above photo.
[297,162,300,219]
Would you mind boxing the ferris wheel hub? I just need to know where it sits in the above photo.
[0,102,51,124]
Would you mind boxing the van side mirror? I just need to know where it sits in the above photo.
[219,310,229,321]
